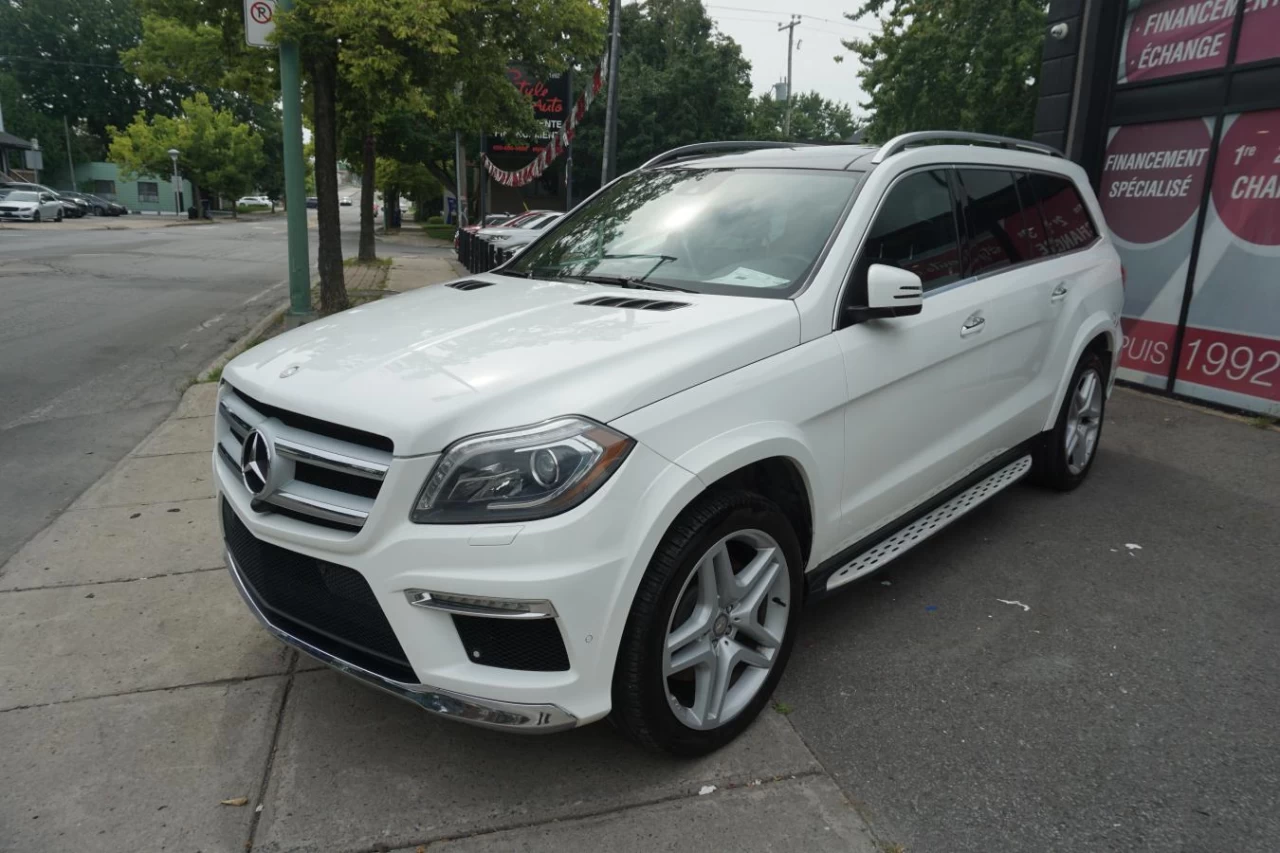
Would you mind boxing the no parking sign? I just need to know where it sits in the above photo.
[244,0,276,47]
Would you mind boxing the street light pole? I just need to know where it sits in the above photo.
[778,15,800,138]
[168,148,180,216]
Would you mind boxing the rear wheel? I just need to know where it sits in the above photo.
[611,490,802,756]
[1033,349,1107,490]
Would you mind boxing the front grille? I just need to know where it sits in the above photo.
[452,614,570,672]
[222,499,416,683]
[217,383,392,532]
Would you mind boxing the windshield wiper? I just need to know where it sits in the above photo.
[569,274,694,293]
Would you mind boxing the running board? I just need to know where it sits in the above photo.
[825,455,1033,593]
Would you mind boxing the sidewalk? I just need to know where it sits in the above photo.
[0,256,883,852]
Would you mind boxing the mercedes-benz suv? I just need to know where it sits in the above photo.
[216,132,1123,755]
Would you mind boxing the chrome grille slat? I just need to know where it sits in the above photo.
[216,384,391,532]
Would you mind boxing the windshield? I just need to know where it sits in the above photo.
[504,167,862,296]
[2,191,38,202]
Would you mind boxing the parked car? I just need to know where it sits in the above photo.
[463,212,563,273]
[214,133,1123,756]
[305,196,319,209]
[238,195,272,208]
[59,191,101,216]
[340,196,353,206]
[93,194,127,216]
[57,196,85,218]
[0,189,64,222]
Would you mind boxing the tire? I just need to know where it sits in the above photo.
[1033,348,1108,491]
[95,207,106,216]
[55,209,63,222]
[611,489,803,757]
[33,211,41,223]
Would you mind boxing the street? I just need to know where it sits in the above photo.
[0,195,434,564]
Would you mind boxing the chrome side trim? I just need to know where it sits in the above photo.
[405,589,559,620]
[265,490,369,527]
[218,400,252,438]
[224,548,579,733]
[274,437,388,481]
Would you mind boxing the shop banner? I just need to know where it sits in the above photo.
[1099,119,1213,386]
[1237,0,1280,64]
[485,67,571,157]
[1119,0,1235,83]
[1175,109,1280,410]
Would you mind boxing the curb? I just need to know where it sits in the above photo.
[196,299,289,382]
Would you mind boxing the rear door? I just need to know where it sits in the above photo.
[832,168,1003,547]
[954,168,1062,448]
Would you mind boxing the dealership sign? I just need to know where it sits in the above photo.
[486,67,571,157]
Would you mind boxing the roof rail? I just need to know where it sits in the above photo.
[639,140,815,171]
[870,131,1064,165]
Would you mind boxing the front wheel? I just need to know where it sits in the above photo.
[55,209,63,222]
[1033,349,1107,490]
[611,490,802,756]
[33,211,41,222]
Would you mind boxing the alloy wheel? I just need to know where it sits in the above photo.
[663,529,791,730]
[1065,368,1103,475]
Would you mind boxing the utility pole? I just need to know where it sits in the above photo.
[601,0,622,185]
[63,116,76,191]
[778,15,800,139]
[276,0,313,323]
[454,130,468,227]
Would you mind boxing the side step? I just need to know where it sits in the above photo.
[825,455,1033,593]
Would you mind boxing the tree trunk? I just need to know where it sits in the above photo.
[309,44,347,314]
[358,131,376,261]
[191,180,201,218]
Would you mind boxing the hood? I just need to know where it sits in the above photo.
[223,275,799,456]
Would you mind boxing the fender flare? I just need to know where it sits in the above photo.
[1044,311,1121,431]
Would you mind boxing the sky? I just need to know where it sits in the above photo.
[702,1,881,118]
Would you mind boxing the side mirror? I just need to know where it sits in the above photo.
[845,264,924,324]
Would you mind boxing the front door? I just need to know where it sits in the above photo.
[832,168,1003,551]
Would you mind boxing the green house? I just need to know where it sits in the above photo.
[50,161,193,214]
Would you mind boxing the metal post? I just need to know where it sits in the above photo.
[601,0,622,184]
[63,116,76,190]
[454,130,468,227]
[564,69,573,210]
[277,0,312,320]
[779,15,800,138]
[479,133,488,221]
[169,152,181,216]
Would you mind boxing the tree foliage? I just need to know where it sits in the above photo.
[571,0,753,197]
[108,92,265,213]
[748,92,862,142]
[844,0,1046,142]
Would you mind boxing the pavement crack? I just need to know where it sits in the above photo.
[245,650,299,850]
[0,565,224,594]
[0,670,291,714]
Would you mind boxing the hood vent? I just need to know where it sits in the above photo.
[577,295,688,312]
[447,280,496,291]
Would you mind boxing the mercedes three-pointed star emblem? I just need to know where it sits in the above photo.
[239,428,274,497]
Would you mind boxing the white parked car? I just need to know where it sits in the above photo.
[340,196,353,206]
[215,133,1123,755]
[0,189,64,222]
[237,195,271,207]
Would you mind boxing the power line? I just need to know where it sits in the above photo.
[704,4,880,32]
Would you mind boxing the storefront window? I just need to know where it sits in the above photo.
[1173,108,1280,410]
[1099,118,1214,387]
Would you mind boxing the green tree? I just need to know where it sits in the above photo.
[748,92,862,142]
[844,0,1046,143]
[570,0,753,198]
[108,92,265,217]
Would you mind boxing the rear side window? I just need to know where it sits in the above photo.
[956,169,1043,275]
[1026,173,1099,255]
[860,169,962,292]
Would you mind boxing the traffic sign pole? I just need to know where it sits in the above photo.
[275,0,313,321]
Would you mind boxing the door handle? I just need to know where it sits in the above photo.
[960,313,986,337]
[1050,283,1069,302]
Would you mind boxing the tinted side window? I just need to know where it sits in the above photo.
[1026,173,1099,255]
[859,169,962,293]
[957,169,1037,275]
[1012,172,1050,257]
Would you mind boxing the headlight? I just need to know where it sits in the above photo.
[411,417,634,524]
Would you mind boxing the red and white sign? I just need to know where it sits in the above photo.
[244,0,276,48]
[1237,0,1280,64]
[1100,120,1212,243]
[1210,109,1280,246]
[1119,0,1235,83]
[1177,325,1280,403]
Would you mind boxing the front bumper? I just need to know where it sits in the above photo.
[215,425,701,728]
[0,211,36,220]
[224,546,577,731]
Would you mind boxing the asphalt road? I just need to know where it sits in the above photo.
[777,389,1280,852]
[0,193,436,564]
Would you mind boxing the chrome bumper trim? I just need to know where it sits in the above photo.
[224,549,579,733]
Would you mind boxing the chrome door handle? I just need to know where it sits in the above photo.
[1050,284,1069,302]
[960,313,986,337]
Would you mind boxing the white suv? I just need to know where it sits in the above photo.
[215,132,1123,755]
